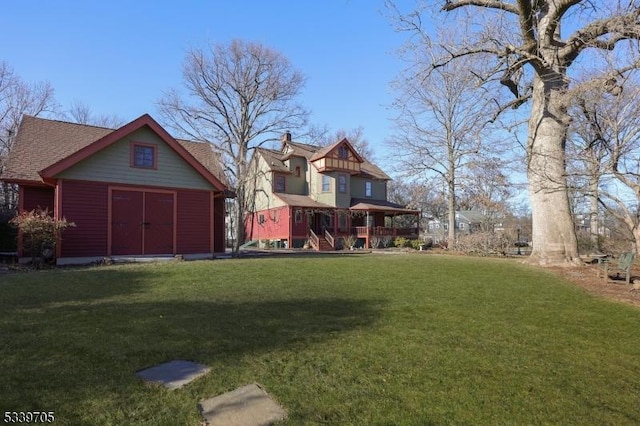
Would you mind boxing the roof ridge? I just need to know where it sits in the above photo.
[256,146,282,154]
[23,114,118,132]
[286,140,320,151]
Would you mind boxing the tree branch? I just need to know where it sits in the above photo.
[562,9,640,64]
[442,0,518,14]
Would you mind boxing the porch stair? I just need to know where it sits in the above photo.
[315,235,334,251]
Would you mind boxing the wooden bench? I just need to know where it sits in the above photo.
[597,252,636,284]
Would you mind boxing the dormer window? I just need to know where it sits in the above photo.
[274,175,286,192]
[131,142,156,169]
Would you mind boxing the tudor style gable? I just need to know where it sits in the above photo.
[310,138,363,175]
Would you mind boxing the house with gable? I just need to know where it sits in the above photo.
[1,114,228,264]
[245,132,420,250]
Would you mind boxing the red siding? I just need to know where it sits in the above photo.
[22,186,54,212]
[176,190,211,253]
[59,180,109,257]
[213,196,225,252]
[39,179,222,259]
[246,206,290,242]
[111,189,144,255]
[144,192,175,254]
[291,208,309,239]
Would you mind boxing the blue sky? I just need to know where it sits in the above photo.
[2,1,420,156]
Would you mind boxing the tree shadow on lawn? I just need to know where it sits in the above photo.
[0,267,156,308]
[1,295,385,418]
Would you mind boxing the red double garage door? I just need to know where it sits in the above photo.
[110,189,175,255]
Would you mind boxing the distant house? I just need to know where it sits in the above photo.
[1,114,228,264]
[426,210,505,239]
[245,132,420,250]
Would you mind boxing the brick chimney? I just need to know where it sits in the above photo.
[282,131,291,142]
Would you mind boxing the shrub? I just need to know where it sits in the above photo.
[342,235,357,249]
[381,236,393,248]
[370,236,382,249]
[10,208,75,265]
[394,237,409,248]
[410,239,425,250]
[453,232,512,256]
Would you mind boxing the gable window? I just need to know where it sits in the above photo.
[322,175,331,192]
[365,181,372,197]
[338,174,347,193]
[274,175,286,192]
[338,145,349,159]
[131,143,156,169]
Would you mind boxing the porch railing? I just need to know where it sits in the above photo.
[352,226,418,238]
[309,229,319,250]
[324,228,335,248]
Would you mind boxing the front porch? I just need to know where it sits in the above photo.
[307,201,421,250]
[310,224,419,251]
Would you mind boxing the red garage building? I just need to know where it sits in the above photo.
[1,114,228,264]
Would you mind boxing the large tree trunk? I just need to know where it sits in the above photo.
[526,74,580,266]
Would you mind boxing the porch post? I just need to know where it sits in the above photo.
[393,213,397,238]
[288,207,293,249]
[366,211,370,248]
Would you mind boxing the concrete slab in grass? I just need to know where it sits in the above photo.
[199,383,286,426]
[136,360,210,390]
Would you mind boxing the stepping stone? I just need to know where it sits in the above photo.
[199,383,286,426]
[136,360,210,390]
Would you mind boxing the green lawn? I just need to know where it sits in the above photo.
[1,254,640,425]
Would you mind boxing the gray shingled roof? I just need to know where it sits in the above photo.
[280,140,390,180]
[274,193,334,208]
[255,147,291,173]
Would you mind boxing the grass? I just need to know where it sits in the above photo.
[1,253,640,425]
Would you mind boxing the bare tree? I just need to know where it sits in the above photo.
[64,101,125,128]
[389,1,640,265]
[388,178,446,229]
[569,73,640,253]
[387,40,492,244]
[157,39,308,254]
[567,73,617,253]
[457,157,515,231]
[0,61,57,212]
